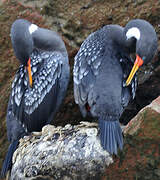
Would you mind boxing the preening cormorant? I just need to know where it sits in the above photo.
[1,19,70,177]
[73,19,157,154]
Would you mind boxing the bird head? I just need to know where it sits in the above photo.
[124,19,158,86]
[11,19,38,87]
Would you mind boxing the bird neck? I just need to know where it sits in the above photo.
[107,25,136,54]
[32,28,67,55]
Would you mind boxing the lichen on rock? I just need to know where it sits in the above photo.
[11,122,113,180]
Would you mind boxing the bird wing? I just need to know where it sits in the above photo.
[11,51,64,132]
[24,51,62,115]
[73,32,104,115]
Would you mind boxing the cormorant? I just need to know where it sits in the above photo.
[73,19,157,154]
[1,19,70,177]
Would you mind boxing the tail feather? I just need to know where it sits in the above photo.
[115,123,123,150]
[106,122,110,152]
[99,119,123,154]
[1,140,19,178]
[111,123,116,154]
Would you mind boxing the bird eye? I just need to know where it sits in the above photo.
[142,56,146,61]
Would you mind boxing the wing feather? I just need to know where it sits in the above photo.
[10,50,64,132]
[73,32,103,113]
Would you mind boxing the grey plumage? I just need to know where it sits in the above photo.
[73,19,157,154]
[74,26,134,118]
[1,19,70,177]
[9,48,69,132]
[12,50,63,115]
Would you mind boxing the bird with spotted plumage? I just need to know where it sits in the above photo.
[1,19,70,177]
[73,19,157,154]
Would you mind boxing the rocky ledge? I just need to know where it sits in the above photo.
[10,96,160,180]
[11,122,113,180]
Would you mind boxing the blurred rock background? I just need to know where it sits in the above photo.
[0,0,160,179]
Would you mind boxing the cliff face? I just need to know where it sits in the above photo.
[0,0,160,179]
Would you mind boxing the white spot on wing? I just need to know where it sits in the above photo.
[126,27,140,40]
[29,24,38,34]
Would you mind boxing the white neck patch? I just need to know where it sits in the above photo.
[126,27,140,41]
[29,24,38,34]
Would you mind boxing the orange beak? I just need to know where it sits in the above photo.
[27,58,32,87]
[126,55,143,86]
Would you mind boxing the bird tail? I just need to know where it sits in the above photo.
[98,118,123,154]
[1,140,19,178]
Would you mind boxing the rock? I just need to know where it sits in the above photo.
[123,96,160,136]
[11,122,113,180]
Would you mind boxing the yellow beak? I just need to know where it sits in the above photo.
[27,58,33,87]
[126,55,143,86]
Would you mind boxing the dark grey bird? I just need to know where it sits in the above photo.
[73,19,157,154]
[1,19,70,177]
